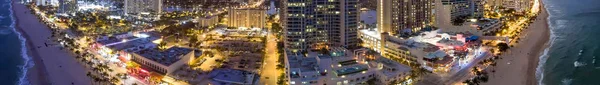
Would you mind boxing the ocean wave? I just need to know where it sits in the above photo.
[536,46,551,85]
[561,78,572,85]
[573,61,586,67]
[0,28,12,35]
[536,1,558,85]
[7,1,34,85]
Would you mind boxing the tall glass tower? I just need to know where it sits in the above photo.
[282,0,359,52]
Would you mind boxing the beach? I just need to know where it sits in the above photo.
[11,1,92,85]
[483,0,550,85]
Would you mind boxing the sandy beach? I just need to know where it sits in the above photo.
[11,1,92,85]
[483,1,550,85]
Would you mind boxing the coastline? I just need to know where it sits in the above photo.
[10,1,50,85]
[11,1,92,85]
[483,0,550,85]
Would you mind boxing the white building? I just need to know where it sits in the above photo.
[358,29,382,53]
[36,0,58,6]
[124,0,162,15]
[284,47,411,85]
[503,0,531,13]
[227,8,267,28]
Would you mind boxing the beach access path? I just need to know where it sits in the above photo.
[11,1,92,85]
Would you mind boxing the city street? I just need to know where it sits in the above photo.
[417,47,492,85]
[259,31,280,85]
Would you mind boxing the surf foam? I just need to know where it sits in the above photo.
[8,0,34,85]
[536,1,559,85]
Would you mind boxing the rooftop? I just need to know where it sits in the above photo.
[359,28,381,39]
[106,37,157,51]
[335,65,369,76]
[209,69,257,85]
[287,52,320,73]
[370,57,412,77]
[134,47,194,66]
[96,35,138,45]
[96,31,161,48]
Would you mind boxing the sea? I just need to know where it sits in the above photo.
[0,0,32,85]
[537,0,600,85]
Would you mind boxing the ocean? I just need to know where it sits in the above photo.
[0,0,31,85]
[538,0,600,84]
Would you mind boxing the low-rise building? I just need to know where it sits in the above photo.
[359,30,486,72]
[131,47,200,74]
[473,19,503,35]
[358,29,382,53]
[91,31,161,65]
[284,47,411,85]
[370,55,412,85]
[208,69,259,85]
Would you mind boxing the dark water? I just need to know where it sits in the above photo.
[0,0,30,85]
[539,0,600,84]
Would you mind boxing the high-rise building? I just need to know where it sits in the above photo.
[471,0,484,18]
[58,0,77,14]
[282,0,360,52]
[36,0,58,6]
[485,0,503,7]
[124,0,162,15]
[434,0,484,27]
[377,0,434,35]
[503,0,531,13]
[227,8,267,28]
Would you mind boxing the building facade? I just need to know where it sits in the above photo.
[36,0,59,6]
[435,0,484,27]
[503,0,531,13]
[197,16,219,27]
[58,0,77,14]
[227,8,267,28]
[124,0,162,15]
[131,47,197,74]
[378,0,434,35]
[282,0,360,52]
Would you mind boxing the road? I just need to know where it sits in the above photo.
[443,51,490,85]
[259,31,280,85]
[417,48,491,85]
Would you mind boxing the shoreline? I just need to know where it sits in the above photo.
[483,0,550,85]
[11,1,92,85]
[11,1,51,85]
[527,1,550,84]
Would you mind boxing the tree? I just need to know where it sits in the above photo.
[452,15,469,26]
[497,43,510,52]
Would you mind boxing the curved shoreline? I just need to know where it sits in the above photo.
[528,0,551,84]
[8,0,34,85]
[483,0,550,85]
